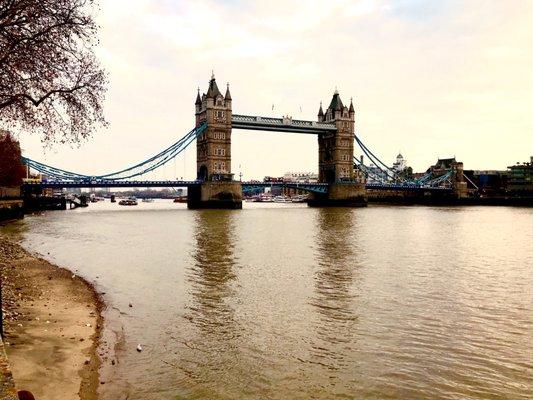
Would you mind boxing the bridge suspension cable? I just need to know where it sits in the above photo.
[22,124,207,181]
[353,134,399,179]
[353,135,398,182]
[353,133,454,188]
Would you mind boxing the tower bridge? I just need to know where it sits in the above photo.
[188,73,365,208]
[21,72,466,209]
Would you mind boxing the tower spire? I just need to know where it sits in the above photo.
[225,82,232,100]
[195,86,201,105]
[206,71,221,98]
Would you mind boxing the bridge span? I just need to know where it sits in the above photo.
[23,180,453,195]
[21,72,466,208]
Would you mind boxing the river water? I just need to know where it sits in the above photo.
[3,202,532,399]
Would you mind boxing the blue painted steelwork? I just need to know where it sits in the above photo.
[354,154,453,190]
[23,179,452,193]
[365,183,452,192]
[24,179,331,194]
[354,134,398,181]
[232,114,336,134]
[22,124,207,181]
[241,181,329,194]
[23,180,201,189]
[21,118,455,194]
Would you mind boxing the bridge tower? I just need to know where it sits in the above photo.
[187,73,242,209]
[451,161,468,198]
[309,90,367,206]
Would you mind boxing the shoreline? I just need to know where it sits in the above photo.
[0,234,103,399]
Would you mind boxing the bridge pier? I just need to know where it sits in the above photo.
[308,183,367,207]
[187,181,242,209]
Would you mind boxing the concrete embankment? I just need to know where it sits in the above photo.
[0,235,103,400]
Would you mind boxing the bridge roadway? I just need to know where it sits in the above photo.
[22,180,452,193]
[232,114,337,134]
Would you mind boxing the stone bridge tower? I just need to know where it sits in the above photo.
[195,73,233,181]
[188,73,242,209]
[309,90,367,206]
[317,90,355,183]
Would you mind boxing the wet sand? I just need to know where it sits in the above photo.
[0,235,102,399]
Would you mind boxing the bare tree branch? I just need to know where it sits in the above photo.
[0,0,107,145]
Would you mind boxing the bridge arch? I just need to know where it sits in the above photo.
[198,164,208,181]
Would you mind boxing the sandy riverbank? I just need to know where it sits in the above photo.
[0,235,103,399]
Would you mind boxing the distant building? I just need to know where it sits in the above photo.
[429,157,457,175]
[392,153,406,173]
[507,157,533,195]
[464,170,508,196]
[282,172,318,183]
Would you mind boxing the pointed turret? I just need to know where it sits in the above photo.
[225,82,232,101]
[195,87,202,114]
[195,87,201,105]
[318,101,324,119]
[349,97,354,113]
[328,88,344,111]
[206,71,222,99]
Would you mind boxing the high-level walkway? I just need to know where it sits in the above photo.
[232,115,336,134]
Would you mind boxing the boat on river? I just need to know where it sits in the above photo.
[273,196,291,203]
[291,195,308,203]
[119,197,138,206]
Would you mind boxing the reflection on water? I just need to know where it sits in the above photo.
[187,210,238,336]
[2,202,532,400]
[176,210,244,398]
[312,208,358,329]
[308,209,359,393]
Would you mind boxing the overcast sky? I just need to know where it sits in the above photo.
[19,0,533,180]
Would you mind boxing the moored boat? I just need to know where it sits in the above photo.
[119,197,138,206]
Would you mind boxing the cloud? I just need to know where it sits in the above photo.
[20,0,533,179]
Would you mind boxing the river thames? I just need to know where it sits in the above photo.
[3,202,532,399]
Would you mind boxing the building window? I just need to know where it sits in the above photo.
[214,132,226,140]
[214,148,226,156]
[341,154,350,161]
[215,110,225,120]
